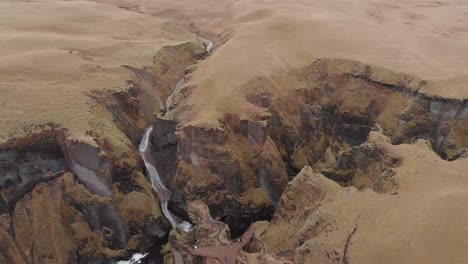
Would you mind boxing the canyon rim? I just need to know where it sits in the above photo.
[1,0,468,264]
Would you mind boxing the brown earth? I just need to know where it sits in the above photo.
[258,132,468,264]
[1,0,467,263]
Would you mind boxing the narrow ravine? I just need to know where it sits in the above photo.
[117,126,190,264]
[165,78,185,113]
[139,126,181,228]
[116,39,213,264]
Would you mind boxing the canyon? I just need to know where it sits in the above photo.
[1,0,468,264]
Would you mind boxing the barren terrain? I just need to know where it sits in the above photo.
[0,0,467,264]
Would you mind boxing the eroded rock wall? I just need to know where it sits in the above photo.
[161,58,467,244]
[0,41,207,263]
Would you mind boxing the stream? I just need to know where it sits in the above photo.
[116,38,213,264]
[139,126,181,228]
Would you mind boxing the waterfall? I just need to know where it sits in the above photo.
[137,125,194,264]
[115,253,148,264]
[116,125,189,264]
[165,78,185,112]
[206,40,214,53]
[116,35,214,263]
[139,126,179,228]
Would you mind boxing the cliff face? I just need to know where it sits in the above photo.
[164,201,291,264]
[1,49,467,264]
[257,132,468,264]
[2,1,468,263]
[0,41,207,262]
[167,58,467,217]
[3,49,466,264]
[157,58,467,263]
[172,122,288,235]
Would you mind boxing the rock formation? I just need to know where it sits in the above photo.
[1,1,467,263]
[0,38,208,262]
[165,201,291,264]
[257,132,468,264]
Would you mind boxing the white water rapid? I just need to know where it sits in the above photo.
[115,253,148,264]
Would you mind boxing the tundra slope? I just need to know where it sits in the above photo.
[1,0,468,264]
[98,1,468,263]
[0,1,210,262]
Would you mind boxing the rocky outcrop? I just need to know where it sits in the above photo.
[2,37,466,264]
[0,41,208,263]
[255,131,468,264]
[236,59,468,184]
[257,166,379,264]
[147,58,467,258]
[155,58,468,243]
[151,118,179,188]
[0,129,67,210]
[321,138,401,193]
[169,119,290,236]
[0,133,168,263]
[165,201,292,264]
[296,59,468,161]
[157,58,468,263]
[12,173,114,263]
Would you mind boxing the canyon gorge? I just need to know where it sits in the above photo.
[1,0,468,264]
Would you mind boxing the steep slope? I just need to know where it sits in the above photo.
[0,1,207,262]
[1,0,467,263]
[257,132,468,264]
